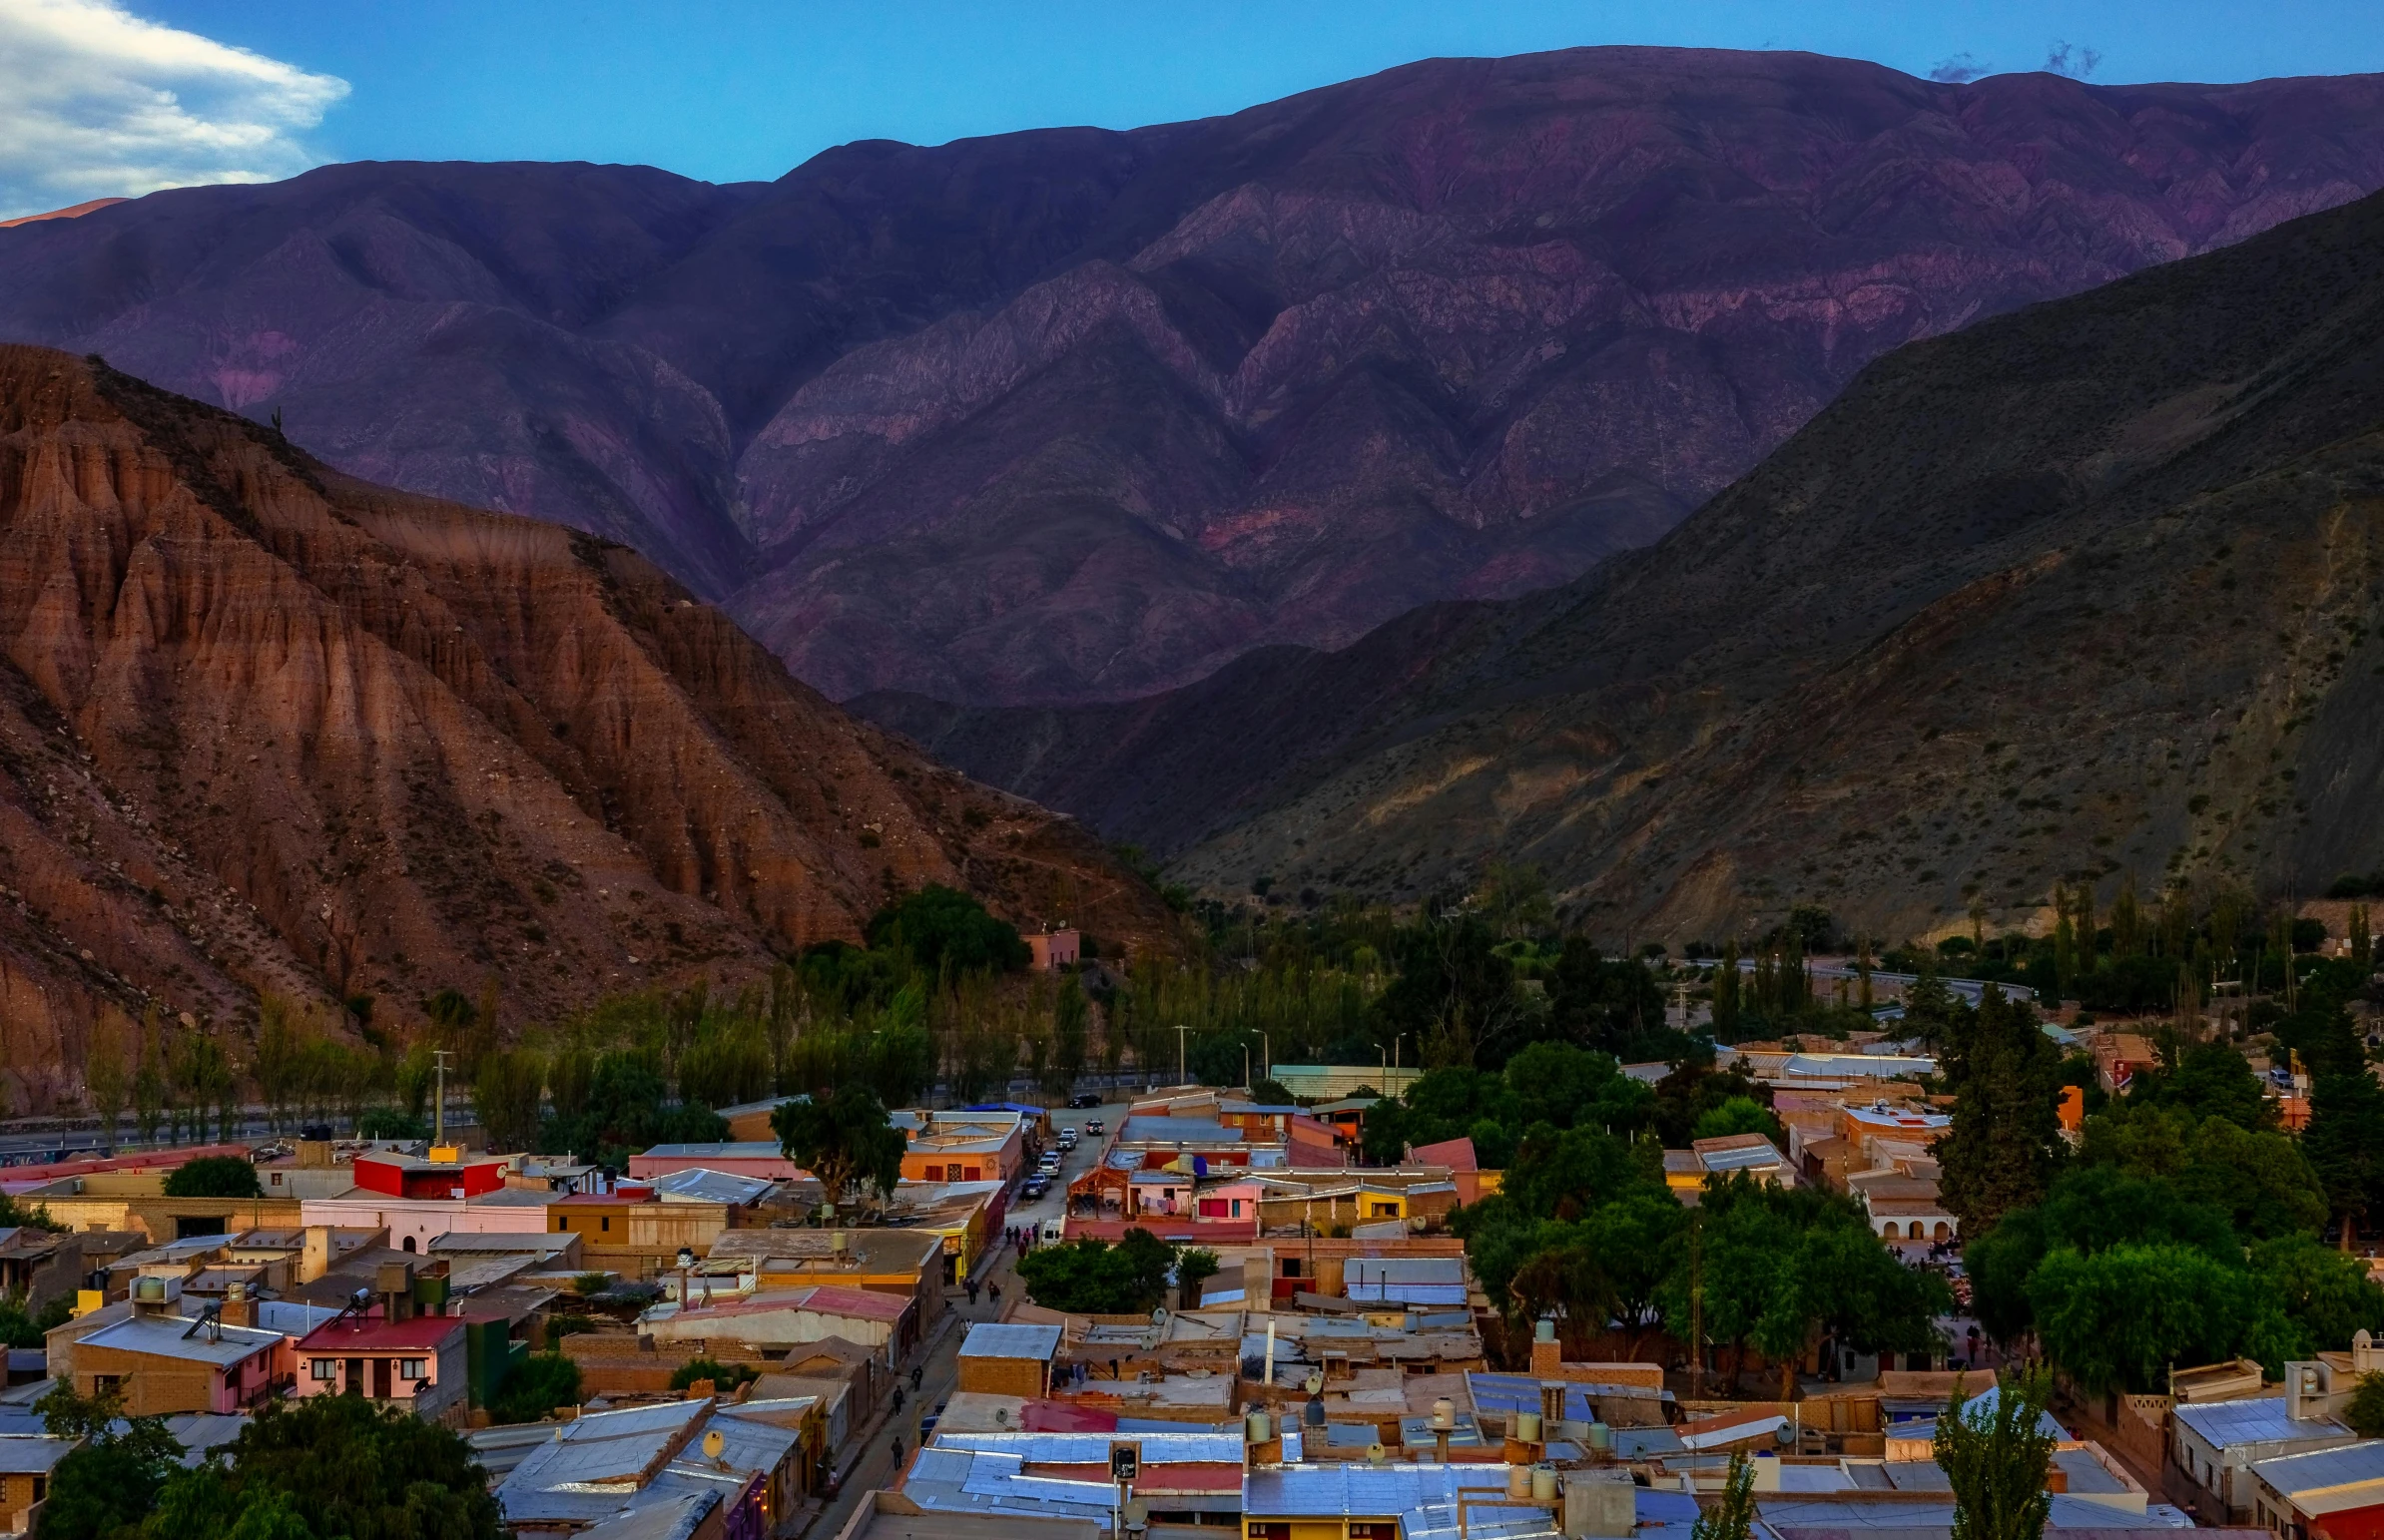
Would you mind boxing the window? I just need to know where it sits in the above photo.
[601,1217,611,1232]
[1231,1200,1243,1217]
[399,1359,427,1380]
[30,1477,44,1504]
[1199,1198,1229,1218]
[92,1375,122,1395]
[310,1358,336,1380]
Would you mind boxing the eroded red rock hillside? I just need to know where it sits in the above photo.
[0,347,1172,1105]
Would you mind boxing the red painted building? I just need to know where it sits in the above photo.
[352,1150,511,1201]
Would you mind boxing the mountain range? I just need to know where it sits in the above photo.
[5,49,2384,708]
[0,346,1170,1109]
[870,183,2384,941]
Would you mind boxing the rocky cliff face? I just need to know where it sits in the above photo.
[0,347,1172,1108]
[871,188,2384,943]
[4,51,2382,706]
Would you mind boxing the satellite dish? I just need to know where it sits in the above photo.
[702,1429,726,1460]
[1367,1441,1387,1464]
[1151,1306,1170,1326]
[1304,1372,1325,1394]
[995,1407,1010,1425]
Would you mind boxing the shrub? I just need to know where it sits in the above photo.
[162,1155,262,1200]
[488,1352,581,1425]
[669,1357,759,1393]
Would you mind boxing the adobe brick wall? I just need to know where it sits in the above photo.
[956,1354,1048,1399]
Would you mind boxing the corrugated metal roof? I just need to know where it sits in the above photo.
[2173,1398,2346,1450]
[934,1430,1244,1464]
[959,1322,1063,1361]
[2252,1439,2384,1502]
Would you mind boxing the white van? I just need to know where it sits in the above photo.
[1038,1218,1065,1244]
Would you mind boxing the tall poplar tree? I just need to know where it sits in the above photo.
[1938,986,2064,1234]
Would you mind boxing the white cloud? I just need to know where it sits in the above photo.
[0,0,347,219]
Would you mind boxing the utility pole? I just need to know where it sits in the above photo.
[1689,1211,1705,1400]
[1175,1024,1189,1089]
[431,1049,453,1148]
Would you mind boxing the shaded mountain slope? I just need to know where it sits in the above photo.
[0,347,1172,1110]
[6,51,2384,705]
[870,186,2384,941]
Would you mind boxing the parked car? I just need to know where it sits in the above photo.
[1068,1093,1101,1109]
[1083,1119,1104,1135]
[1022,1175,1049,1200]
[1058,1128,1079,1148]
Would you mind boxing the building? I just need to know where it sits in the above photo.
[2175,1398,2358,1519]
[545,1194,747,1273]
[698,1229,945,1349]
[956,1321,1063,1399]
[300,1185,552,1255]
[293,1309,471,1421]
[1025,928,1081,970]
[2251,1440,2384,1540]
[1268,1066,1423,1103]
[640,1283,915,1363]
[351,1147,512,1200]
[66,1281,289,1415]
[489,1395,803,1537]
[626,1143,809,1183]
[0,1431,74,1534]
[1664,1135,1796,1201]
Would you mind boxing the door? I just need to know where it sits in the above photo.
[343,1358,364,1396]
[372,1357,392,1398]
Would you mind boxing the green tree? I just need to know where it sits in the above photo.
[1015,1229,1179,1314]
[1693,1095,1786,1146]
[1693,1451,1757,1540]
[84,1014,130,1154]
[773,1086,906,1209]
[34,1382,186,1540]
[143,1393,503,1540]
[1710,944,1742,1040]
[867,885,1029,974]
[472,1049,547,1154]
[2247,1235,2384,1358]
[2306,1070,2384,1249]
[162,1155,262,1200]
[2028,1243,2277,1393]
[1937,1364,2057,1540]
[1938,987,2064,1233]
[1504,1042,1653,1137]
[1175,1247,1221,1308]
[487,1351,583,1425]
[2346,1372,2384,1438]
[668,1357,759,1392]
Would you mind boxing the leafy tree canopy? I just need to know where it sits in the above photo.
[488,1351,583,1426]
[867,885,1029,976]
[1016,1229,1181,1314]
[144,1393,504,1540]
[162,1155,263,1200]
[773,1085,906,1207]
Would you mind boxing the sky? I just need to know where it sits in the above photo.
[5,0,2384,219]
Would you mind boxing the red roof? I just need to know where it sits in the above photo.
[1411,1136,1479,1172]
[1022,1400,1118,1432]
[298,1312,466,1352]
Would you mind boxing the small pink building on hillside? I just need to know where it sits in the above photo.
[299,1187,553,1256]
[1026,928,1080,970]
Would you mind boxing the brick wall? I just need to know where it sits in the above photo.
[956,1354,1047,1398]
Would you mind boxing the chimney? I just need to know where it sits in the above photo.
[299,1227,332,1283]
[376,1261,416,1321]
[129,1275,173,1319]
[222,1281,257,1329]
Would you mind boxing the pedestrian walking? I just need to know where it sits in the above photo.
[965,1279,979,1305]
[892,1436,903,1467]
[989,1282,1002,1307]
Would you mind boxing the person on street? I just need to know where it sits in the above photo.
[989,1282,1002,1307]
[892,1436,903,1468]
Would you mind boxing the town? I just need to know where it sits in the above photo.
[0,885,2375,1540]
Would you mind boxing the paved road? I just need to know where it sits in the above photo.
[797,1099,1131,1540]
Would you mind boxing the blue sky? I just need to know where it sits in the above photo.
[6,1,2383,217]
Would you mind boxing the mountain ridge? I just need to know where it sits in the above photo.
[6,48,2384,705]
[0,345,1172,1111]
[864,184,2384,939]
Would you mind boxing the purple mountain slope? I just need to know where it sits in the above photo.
[5,48,2383,705]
